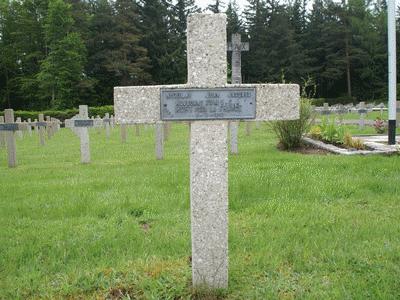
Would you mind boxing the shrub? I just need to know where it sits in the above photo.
[373,117,388,134]
[310,98,325,107]
[270,98,312,149]
[0,105,114,123]
[309,125,322,140]
[344,133,365,150]
[315,116,347,143]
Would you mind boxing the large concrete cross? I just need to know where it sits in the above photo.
[114,13,299,291]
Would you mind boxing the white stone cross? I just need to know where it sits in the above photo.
[114,13,299,291]
[103,113,111,137]
[29,114,47,146]
[65,105,102,163]
[0,109,29,167]
[227,33,249,84]
[0,116,6,148]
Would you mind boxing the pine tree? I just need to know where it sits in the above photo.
[85,0,117,106]
[138,0,173,84]
[105,0,151,86]
[206,0,225,13]
[169,0,200,83]
[37,0,87,109]
[244,0,298,84]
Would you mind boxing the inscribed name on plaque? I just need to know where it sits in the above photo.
[161,88,256,121]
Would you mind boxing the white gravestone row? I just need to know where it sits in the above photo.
[114,13,299,291]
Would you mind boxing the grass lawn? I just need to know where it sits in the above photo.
[1,123,399,299]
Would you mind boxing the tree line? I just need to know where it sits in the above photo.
[0,0,398,111]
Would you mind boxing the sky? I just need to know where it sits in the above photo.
[194,0,249,13]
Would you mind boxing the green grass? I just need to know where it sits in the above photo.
[1,123,400,299]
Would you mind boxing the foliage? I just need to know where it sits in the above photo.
[104,0,151,86]
[315,116,347,143]
[308,124,322,139]
[310,98,326,107]
[373,117,388,134]
[36,0,88,109]
[0,105,114,122]
[311,119,368,150]
[270,98,312,149]
[0,0,397,110]
[344,132,366,150]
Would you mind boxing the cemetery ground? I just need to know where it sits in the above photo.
[1,122,400,299]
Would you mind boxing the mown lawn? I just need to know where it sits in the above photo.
[1,123,399,299]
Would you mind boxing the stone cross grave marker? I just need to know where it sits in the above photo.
[228,34,249,152]
[29,114,47,146]
[114,13,299,291]
[16,117,23,141]
[227,33,248,84]
[0,109,29,167]
[27,118,33,137]
[103,113,111,137]
[65,105,102,163]
[0,116,6,148]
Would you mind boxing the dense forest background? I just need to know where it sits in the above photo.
[0,0,398,111]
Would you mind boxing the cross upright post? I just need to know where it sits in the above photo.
[0,109,28,167]
[38,114,46,146]
[0,116,6,147]
[227,33,249,84]
[114,13,299,291]
[228,34,249,151]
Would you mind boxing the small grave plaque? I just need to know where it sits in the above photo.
[74,120,94,127]
[161,88,256,121]
[0,124,19,131]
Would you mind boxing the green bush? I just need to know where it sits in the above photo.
[0,105,114,123]
[316,116,347,143]
[270,98,312,149]
[310,96,357,107]
[310,98,325,107]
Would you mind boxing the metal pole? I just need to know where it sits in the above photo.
[388,0,397,145]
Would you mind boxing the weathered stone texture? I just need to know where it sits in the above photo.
[114,84,299,124]
[190,120,228,289]
[187,14,227,87]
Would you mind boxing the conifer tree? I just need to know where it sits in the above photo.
[37,0,87,109]
[105,0,151,86]
[206,0,225,13]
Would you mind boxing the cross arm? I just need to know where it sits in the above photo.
[114,83,300,124]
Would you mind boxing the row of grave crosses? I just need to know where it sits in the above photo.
[0,107,118,167]
[312,102,400,130]
[1,106,195,167]
[0,110,63,167]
